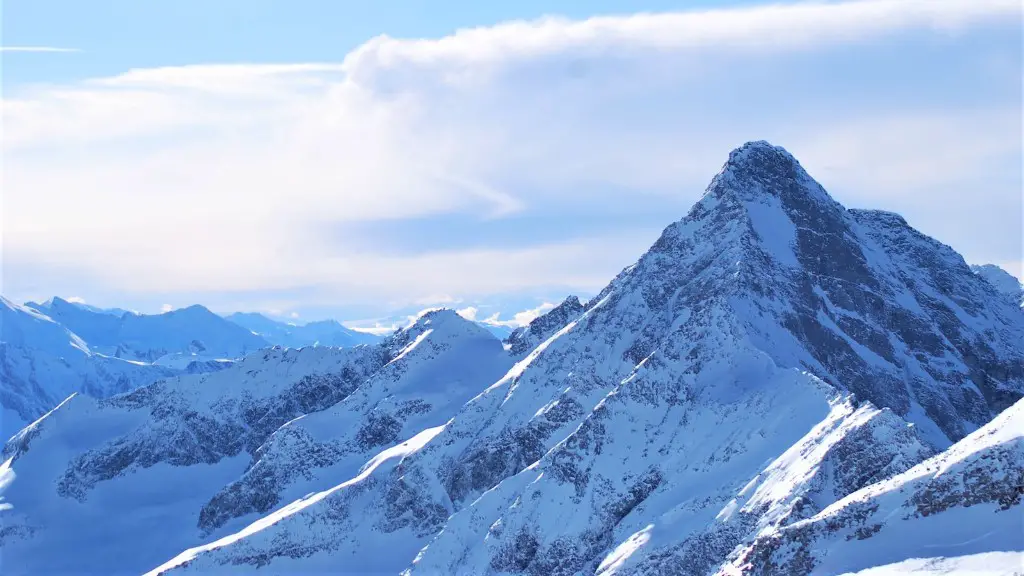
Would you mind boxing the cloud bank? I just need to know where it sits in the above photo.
[3,0,1021,314]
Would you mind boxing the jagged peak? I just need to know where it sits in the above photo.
[550,295,583,315]
[1,295,56,322]
[25,297,55,310]
[173,304,214,315]
[382,307,497,359]
[971,263,1024,303]
[504,295,587,356]
[703,140,835,208]
[848,208,908,228]
[403,307,491,338]
[721,140,803,181]
[728,139,798,164]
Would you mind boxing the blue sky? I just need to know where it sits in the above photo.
[3,0,1021,330]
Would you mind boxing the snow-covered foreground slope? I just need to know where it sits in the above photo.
[0,311,513,575]
[840,552,1023,576]
[3,141,1023,576]
[726,397,1024,576]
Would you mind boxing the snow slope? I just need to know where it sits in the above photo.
[840,552,1023,576]
[971,264,1024,308]
[0,297,180,439]
[0,311,512,575]
[727,397,1024,575]
[225,312,381,349]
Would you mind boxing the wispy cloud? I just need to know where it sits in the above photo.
[1,46,80,53]
[479,302,558,328]
[2,0,1020,309]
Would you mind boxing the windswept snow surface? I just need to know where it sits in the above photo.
[726,398,1024,575]
[146,425,447,576]
[839,551,1024,575]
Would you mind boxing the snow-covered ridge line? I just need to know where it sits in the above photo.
[145,425,447,576]
[2,141,1022,576]
[725,399,1024,575]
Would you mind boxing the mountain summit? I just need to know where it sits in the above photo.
[712,140,831,200]
[2,142,1021,576]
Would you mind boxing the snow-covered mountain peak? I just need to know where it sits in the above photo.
[0,295,91,357]
[391,308,496,348]
[723,140,799,173]
[3,142,1022,576]
[506,296,586,356]
[848,208,908,228]
[705,140,834,208]
[168,304,216,317]
[224,312,380,349]
[27,296,135,320]
[971,263,1024,307]
[407,307,469,329]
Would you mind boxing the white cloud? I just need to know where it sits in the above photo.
[3,0,1020,306]
[289,312,300,319]
[0,46,79,53]
[455,306,479,321]
[348,324,397,336]
[341,0,1016,82]
[482,302,558,328]
[789,110,1022,198]
[160,304,174,313]
[66,296,86,304]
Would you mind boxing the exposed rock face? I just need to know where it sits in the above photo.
[194,310,512,533]
[2,142,1022,576]
[726,398,1024,576]
[971,263,1024,308]
[506,296,586,356]
[48,345,389,503]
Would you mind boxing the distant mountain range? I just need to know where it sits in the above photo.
[26,297,266,362]
[224,312,380,349]
[1,298,389,437]
[1,297,184,438]
[1,295,542,437]
[1,141,1022,575]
